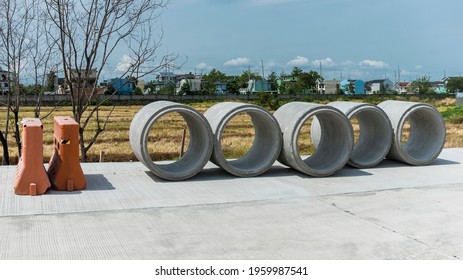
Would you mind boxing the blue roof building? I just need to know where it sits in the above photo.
[104,77,136,95]
[340,79,365,95]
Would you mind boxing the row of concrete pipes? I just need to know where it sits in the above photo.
[129,100,446,181]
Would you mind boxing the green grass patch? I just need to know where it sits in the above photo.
[441,106,463,124]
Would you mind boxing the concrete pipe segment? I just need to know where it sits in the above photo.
[274,102,353,177]
[378,100,446,165]
[318,101,393,168]
[129,101,213,180]
[204,102,282,177]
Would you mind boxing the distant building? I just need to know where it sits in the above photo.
[365,78,393,94]
[340,79,365,95]
[0,69,15,94]
[67,68,98,87]
[276,75,300,94]
[393,82,412,94]
[137,79,146,94]
[101,77,136,95]
[441,76,463,84]
[214,81,228,95]
[246,79,274,94]
[316,78,340,94]
[153,71,185,93]
[176,77,202,94]
[156,72,176,83]
[66,68,98,96]
[430,81,446,94]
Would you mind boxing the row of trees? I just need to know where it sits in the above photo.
[145,68,463,96]
[144,67,323,96]
[0,0,173,164]
[408,76,463,94]
[445,77,463,93]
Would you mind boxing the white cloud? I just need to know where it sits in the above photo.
[359,59,389,69]
[266,60,278,69]
[415,65,423,69]
[195,62,209,69]
[312,57,336,67]
[224,57,250,66]
[115,55,135,72]
[287,56,309,66]
[341,60,356,67]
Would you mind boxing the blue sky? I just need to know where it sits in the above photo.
[154,0,463,82]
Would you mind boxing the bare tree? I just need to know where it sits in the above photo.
[45,0,175,162]
[28,4,60,118]
[0,0,39,164]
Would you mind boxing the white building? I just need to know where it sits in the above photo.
[365,78,393,94]
[316,78,340,94]
[176,77,202,94]
[0,69,15,94]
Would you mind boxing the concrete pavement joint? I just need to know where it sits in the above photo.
[329,201,461,260]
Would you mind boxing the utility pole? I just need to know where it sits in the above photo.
[398,65,401,83]
[261,60,265,79]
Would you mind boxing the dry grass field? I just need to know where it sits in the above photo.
[0,98,462,164]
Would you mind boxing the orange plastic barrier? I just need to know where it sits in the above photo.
[14,118,51,195]
[48,116,86,191]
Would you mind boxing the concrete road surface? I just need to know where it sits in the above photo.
[0,148,462,259]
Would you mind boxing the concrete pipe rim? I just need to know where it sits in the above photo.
[140,106,213,180]
[297,107,353,177]
[395,104,446,165]
[345,105,393,168]
[212,105,282,177]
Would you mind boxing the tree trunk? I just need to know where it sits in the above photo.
[13,111,22,157]
[79,126,87,162]
[0,131,10,165]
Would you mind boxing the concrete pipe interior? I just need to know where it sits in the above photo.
[216,109,281,176]
[143,109,212,179]
[303,110,352,175]
[146,112,190,162]
[349,108,392,168]
[219,112,255,160]
[398,107,446,163]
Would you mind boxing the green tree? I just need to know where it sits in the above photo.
[104,84,115,95]
[284,68,321,94]
[134,87,142,95]
[159,83,176,95]
[179,81,191,95]
[200,80,215,95]
[291,67,303,77]
[267,71,278,91]
[226,77,240,94]
[237,70,261,89]
[144,80,156,94]
[46,71,57,92]
[203,68,227,83]
[411,76,433,94]
[446,77,463,93]
[299,70,321,93]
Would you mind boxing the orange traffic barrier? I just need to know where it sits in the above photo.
[48,116,86,191]
[14,118,51,195]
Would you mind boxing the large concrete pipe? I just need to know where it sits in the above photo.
[204,102,282,177]
[378,100,446,165]
[314,101,393,168]
[274,102,353,177]
[129,101,213,180]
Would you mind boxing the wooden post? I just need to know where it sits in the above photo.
[179,128,187,158]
